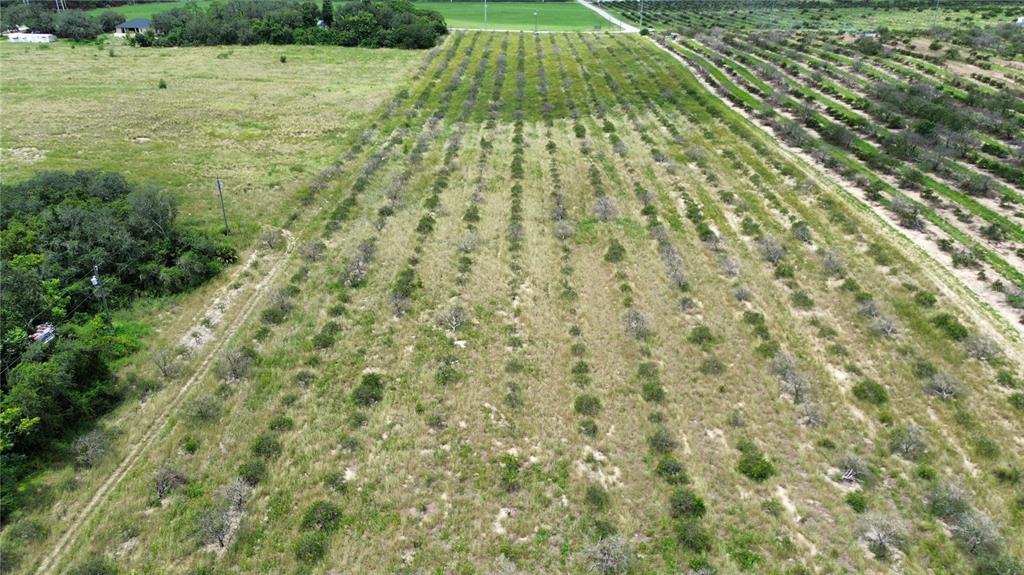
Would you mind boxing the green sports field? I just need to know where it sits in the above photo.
[415,2,617,31]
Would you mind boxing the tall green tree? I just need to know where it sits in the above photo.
[322,0,334,26]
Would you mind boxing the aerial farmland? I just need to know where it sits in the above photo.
[1,1,1022,574]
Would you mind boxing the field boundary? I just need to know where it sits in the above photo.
[578,0,638,32]
[33,234,296,575]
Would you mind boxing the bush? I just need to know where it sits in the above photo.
[604,239,626,263]
[72,429,110,468]
[687,326,715,348]
[925,373,962,400]
[1010,393,1024,411]
[951,511,1003,557]
[927,482,972,520]
[268,415,295,431]
[352,373,385,406]
[293,531,328,564]
[859,513,907,560]
[931,313,969,341]
[623,310,650,340]
[585,535,631,574]
[301,501,343,533]
[579,419,598,437]
[852,379,888,405]
[846,490,868,513]
[250,434,282,459]
[669,487,706,519]
[574,394,602,417]
[158,79,167,89]
[154,466,187,499]
[648,425,678,454]
[585,485,609,510]
[736,439,775,482]
[676,519,713,553]
[238,460,268,486]
[889,426,927,461]
[655,457,690,485]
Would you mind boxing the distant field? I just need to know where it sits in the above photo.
[84,0,211,19]
[416,2,617,31]
[83,1,618,32]
[0,42,420,243]
[600,1,1024,31]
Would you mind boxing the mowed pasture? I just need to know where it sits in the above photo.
[84,0,214,19]
[416,2,617,31]
[0,41,420,244]
[7,29,1023,575]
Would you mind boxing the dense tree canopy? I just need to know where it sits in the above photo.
[0,171,232,517]
[132,0,446,49]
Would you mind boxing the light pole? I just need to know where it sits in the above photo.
[534,10,538,34]
[484,0,488,30]
[640,0,644,30]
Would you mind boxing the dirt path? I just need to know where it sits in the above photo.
[34,234,295,575]
[649,37,1024,363]
[577,0,639,33]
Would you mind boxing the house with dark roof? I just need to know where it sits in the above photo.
[115,19,151,35]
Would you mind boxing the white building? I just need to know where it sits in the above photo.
[6,33,57,43]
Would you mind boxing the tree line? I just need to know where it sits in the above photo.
[0,3,125,40]
[0,171,233,519]
[130,0,447,49]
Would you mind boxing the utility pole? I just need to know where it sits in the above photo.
[216,177,230,235]
[484,0,488,30]
[534,10,538,34]
[640,0,644,29]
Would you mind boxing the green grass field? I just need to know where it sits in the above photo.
[83,1,617,32]
[0,41,420,244]
[415,2,617,31]
[84,0,212,19]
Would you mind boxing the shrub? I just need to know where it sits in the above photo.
[594,196,619,221]
[585,535,631,574]
[931,313,969,341]
[925,373,962,400]
[574,394,602,417]
[154,466,187,499]
[268,415,295,431]
[185,395,221,422]
[951,511,1003,557]
[858,513,907,560]
[655,456,690,485]
[889,426,927,461]
[579,418,597,437]
[852,379,888,405]
[352,373,385,406]
[927,482,972,520]
[963,334,1001,361]
[669,487,706,519]
[218,348,255,381]
[846,491,868,513]
[72,429,110,468]
[648,425,678,454]
[604,239,626,263]
[585,485,609,510]
[736,439,775,482]
[623,310,650,340]
[301,501,343,533]
[914,291,937,307]
[250,434,282,459]
[68,559,119,575]
[293,531,328,564]
[1010,393,1024,411]
[238,460,267,486]
[437,305,469,332]
[835,453,874,486]
[640,379,665,403]
[688,326,715,348]
[676,519,713,553]
[324,472,348,493]
[158,79,167,89]
[498,454,520,492]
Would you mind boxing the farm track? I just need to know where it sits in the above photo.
[34,233,296,575]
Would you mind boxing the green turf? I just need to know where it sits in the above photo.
[414,2,617,31]
[85,0,212,19]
